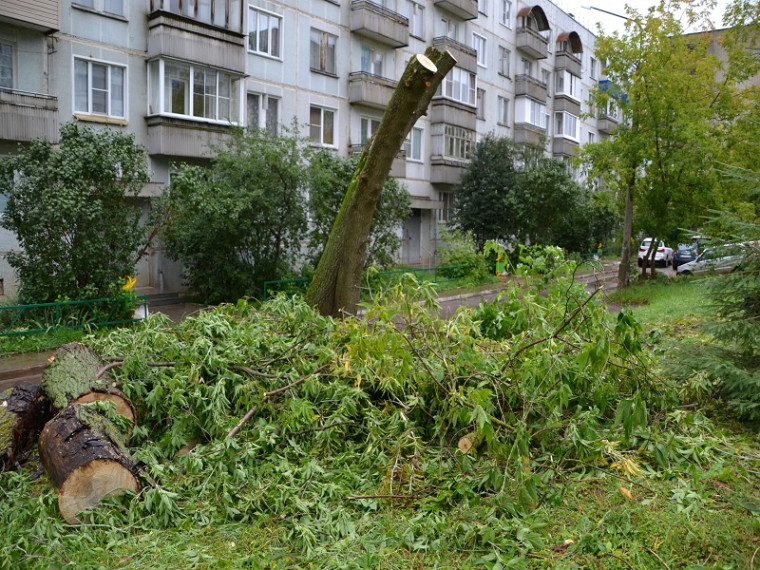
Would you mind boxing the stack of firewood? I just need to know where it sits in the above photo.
[0,343,139,523]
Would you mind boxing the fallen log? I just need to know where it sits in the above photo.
[41,342,135,429]
[0,382,55,470]
[39,404,140,524]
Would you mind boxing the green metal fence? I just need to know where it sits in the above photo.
[0,295,149,337]
[263,266,468,300]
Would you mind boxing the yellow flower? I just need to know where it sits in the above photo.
[121,276,137,291]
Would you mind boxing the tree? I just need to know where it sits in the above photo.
[583,0,731,283]
[305,48,457,317]
[0,123,151,303]
[162,126,309,304]
[306,150,411,269]
[451,135,616,252]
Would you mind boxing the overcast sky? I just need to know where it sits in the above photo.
[551,0,732,36]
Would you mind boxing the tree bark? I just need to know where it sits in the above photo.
[0,382,55,470]
[41,342,135,428]
[305,47,457,317]
[617,173,635,289]
[39,404,140,524]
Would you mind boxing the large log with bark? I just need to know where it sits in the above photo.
[41,342,135,428]
[305,47,457,317]
[0,382,55,470]
[39,404,140,524]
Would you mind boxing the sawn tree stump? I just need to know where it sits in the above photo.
[0,382,55,470]
[39,404,140,524]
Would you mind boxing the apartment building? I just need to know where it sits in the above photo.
[0,0,608,297]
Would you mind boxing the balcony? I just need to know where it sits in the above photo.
[0,89,58,143]
[515,74,547,103]
[553,95,580,116]
[350,144,406,178]
[430,158,468,186]
[516,27,548,60]
[146,116,234,159]
[348,72,397,110]
[147,10,246,74]
[433,0,478,21]
[552,137,578,157]
[350,1,409,48]
[429,99,476,130]
[0,0,59,32]
[432,37,477,74]
[513,123,547,148]
[554,52,582,76]
[597,114,619,135]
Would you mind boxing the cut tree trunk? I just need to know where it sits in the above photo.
[0,382,55,470]
[305,47,457,317]
[41,342,135,429]
[39,404,140,524]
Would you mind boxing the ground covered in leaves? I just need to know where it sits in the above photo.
[2,257,759,569]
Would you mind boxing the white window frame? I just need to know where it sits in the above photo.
[499,0,512,27]
[74,0,124,16]
[360,45,384,76]
[442,67,476,106]
[478,0,488,16]
[473,33,487,68]
[555,71,581,100]
[443,125,474,160]
[310,105,336,147]
[248,7,282,59]
[515,97,548,129]
[498,45,510,77]
[437,191,452,222]
[310,28,337,75]
[440,18,459,41]
[247,92,279,136]
[360,116,381,145]
[148,59,241,125]
[74,57,126,119]
[404,126,423,162]
[497,96,509,125]
[476,88,485,120]
[590,57,597,80]
[407,0,424,38]
[554,111,579,141]
[0,42,13,89]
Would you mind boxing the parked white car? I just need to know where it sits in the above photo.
[676,243,752,276]
[637,238,673,268]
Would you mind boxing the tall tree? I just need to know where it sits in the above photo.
[0,123,151,303]
[162,126,309,303]
[583,0,728,282]
[305,48,456,317]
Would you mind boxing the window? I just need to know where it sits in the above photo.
[472,34,487,67]
[499,0,512,27]
[310,106,335,146]
[0,43,12,89]
[478,0,488,16]
[151,0,241,29]
[360,117,381,145]
[476,88,485,120]
[444,125,474,160]
[310,29,337,75]
[148,59,241,123]
[74,58,125,118]
[590,57,597,79]
[247,93,279,136]
[515,97,548,129]
[498,46,510,77]
[75,0,124,16]
[520,58,533,78]
[555,111,579,140]
[404,126,423,161]
[556,71,580,99]
[440,18,459,41]
[407,0,424,37]
[588,131,595,144]
[541,69,551,90]
[361,45,383,76]
[442,67,476,106]
[248,8,281,58]
[437,191,452,222]
[497,96,509,125]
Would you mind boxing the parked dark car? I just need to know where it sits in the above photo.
[672,244,698,271]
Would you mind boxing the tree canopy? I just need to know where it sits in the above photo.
[451,135,616,253]
[0,123,151,303]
